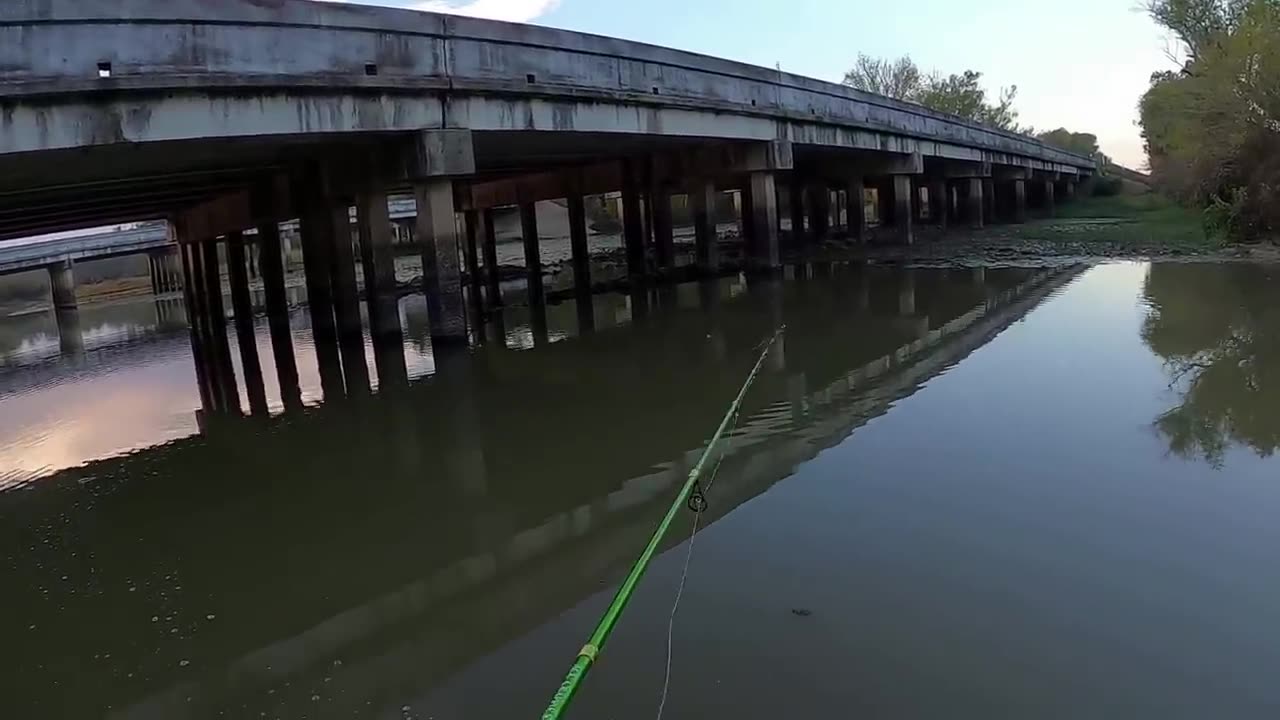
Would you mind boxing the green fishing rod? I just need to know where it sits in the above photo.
[540,325,786,720]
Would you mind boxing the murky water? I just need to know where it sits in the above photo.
[3,261,1280,718]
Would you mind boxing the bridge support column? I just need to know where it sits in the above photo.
[226,231,269,416]
[414,179,468,343]
[520,202,545,309]
[807,183,830,241]
[357,189,408,388]
[1013,179,1028,223]
[929,179,948,229]
[890,175,915,245]
[297,195,346,401]
[622,160,646,281]
[788,179,806,244]
[567,189,592,297]
[481,207,501,307]
[1064,179,1077,201]
[1043,178,1056,217]
[257,220,302,411]
[462,209,484,320]
[692,180,719,274]
[966,178,985,229]
[199,238,242,415]
[653,187,675,271]
[328,203,370,396]
[845,177,866,243]
[48,260,77,311]
[983,179,996,224]
[748,171,781,270]
[179,243,216,411]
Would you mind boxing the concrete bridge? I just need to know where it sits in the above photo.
[1,0,1093,369]
[0,264,1079,716]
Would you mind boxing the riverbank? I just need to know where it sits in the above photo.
[829,193,1280,267]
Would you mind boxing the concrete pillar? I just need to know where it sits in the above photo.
[328,203,371,396]
[481,207,501,306]
[622,159,646,280]
[739,186,757,259]
[54,306,84,357]
[929,179,948,228]
[520,202,545,310]
[845,178,866,243]
[48,260,77,311]
[257,220,302,411]
[1013,179,1028,223]
[200,239,242,415]
[355,190,407,390]
[463,209,484,311]
[226,232,269,417]
[567,191,592,296]
[692,180,719,273]
[983,179,996,223]
[788,179,805,243]
[147,255,160,295]
[1065,179,1077,201]
[414,179,467,342]
[967,178,985,229]
[891,175,915,245]
[748,171,781,270]
[179,243,215,411]
[1044,179,1056,217]
[297,199,346,401]
[653,187,675,271]
[806,184,830,241]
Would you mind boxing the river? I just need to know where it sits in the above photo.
[2,261,1279,718]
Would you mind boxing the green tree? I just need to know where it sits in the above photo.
[1140,0,1280,239]
[842,53,923,100]
[842,55,1025,131]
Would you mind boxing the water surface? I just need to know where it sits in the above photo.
[2,261,1279,718]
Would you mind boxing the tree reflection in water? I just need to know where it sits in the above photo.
[1142,264,1280,467]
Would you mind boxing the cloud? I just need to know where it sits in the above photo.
[330,0,559,23]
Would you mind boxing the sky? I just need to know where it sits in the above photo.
[327,1,1172,167]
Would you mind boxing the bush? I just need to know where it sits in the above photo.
[1091,176,1123,197]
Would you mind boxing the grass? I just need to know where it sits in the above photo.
[1010,192,1218,252]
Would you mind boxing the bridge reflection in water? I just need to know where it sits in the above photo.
[0,263,1081,718]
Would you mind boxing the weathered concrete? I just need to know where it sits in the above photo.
[966,178,984,229]
[789,181,806,243]
[929,179,948,229]
[1013,179,1028,224]
[47,260,77,311]
[891,176,915,245]
[692,180,719,273]
[748,172,781,269]
[328,203,371,395]
[1043,178,1057,217]
[226,232,269,416]
[652,189,675,270]
[982,178,996,225]
[621,161,646,280]
[295,187,346,400]
[414,180,466,342]
[844,178,866,243]
[256,220,302,411]
[520,202,544,307]
[566,192,591,295]
[0,223,173,276]
[807,184,830,240]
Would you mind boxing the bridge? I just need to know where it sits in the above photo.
[1,0,1093,373]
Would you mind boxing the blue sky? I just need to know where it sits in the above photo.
[334,0,1176,168]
